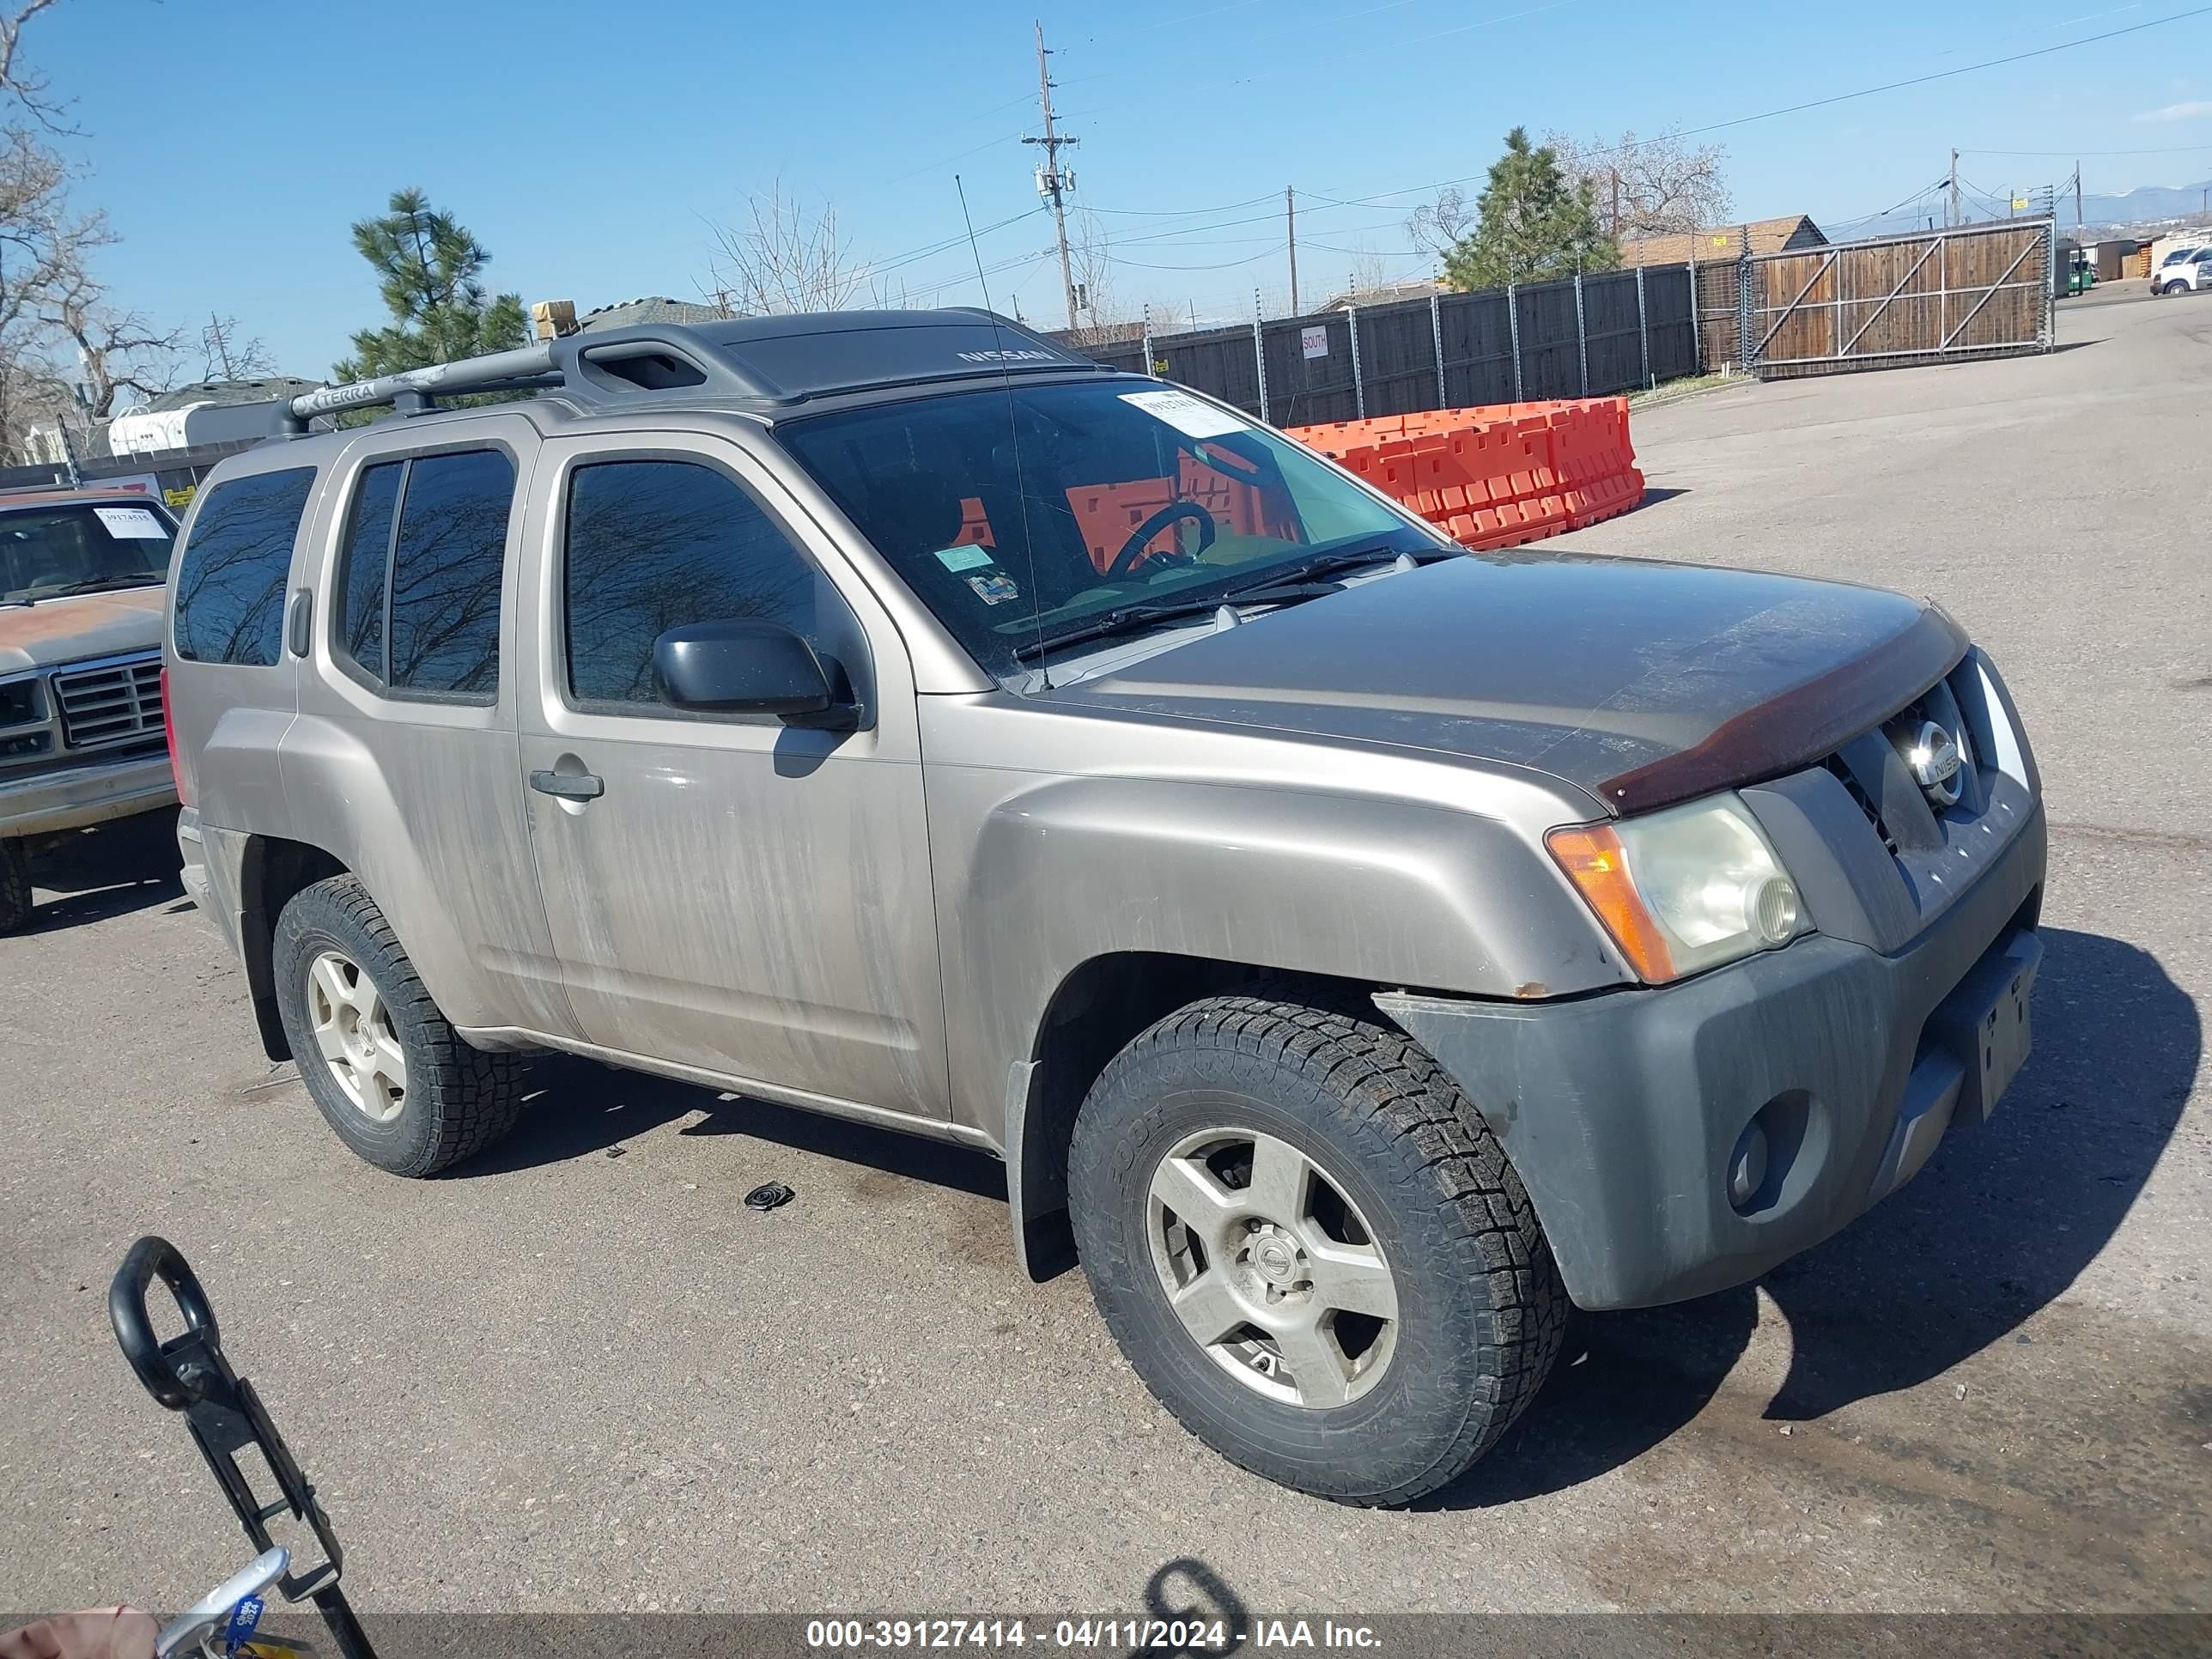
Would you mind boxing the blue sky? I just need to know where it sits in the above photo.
[30,0,2212,380]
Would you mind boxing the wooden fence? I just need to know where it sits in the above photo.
[1738,221,2054,379]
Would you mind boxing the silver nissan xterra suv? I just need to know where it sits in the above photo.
[165,311,2045,1505]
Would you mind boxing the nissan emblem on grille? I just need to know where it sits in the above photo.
[1900,718,1965,808]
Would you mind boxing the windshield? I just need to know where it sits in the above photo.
[776,379,1438,678]
[0,501,174,605]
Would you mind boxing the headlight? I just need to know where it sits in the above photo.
[0,672,45,729]
[1547,793,1808,983]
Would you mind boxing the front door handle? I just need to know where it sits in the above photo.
[529,769,604,801]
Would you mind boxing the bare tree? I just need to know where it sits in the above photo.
[1405,185,1476,263]
[1545,128,1734,242]
[0,0,191,458]
[201,313,278,381]
[1062,209,1130,345]
[702,182,870,315]
[0,0,68,130]
[42,264,180,417]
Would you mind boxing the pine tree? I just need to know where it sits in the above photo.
[331,188,527,382]
[1443,129,1620,291]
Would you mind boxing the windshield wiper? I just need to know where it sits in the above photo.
[1011,576,1370,663]
[34,575,164,599]
[1011,597,1231,661]
[1242,542,1450,591]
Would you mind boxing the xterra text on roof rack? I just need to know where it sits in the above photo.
[164,309,2045,1504]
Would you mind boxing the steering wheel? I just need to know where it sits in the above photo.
[1103,501,1216,580]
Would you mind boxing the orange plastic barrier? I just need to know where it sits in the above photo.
[1287,398,1643,551]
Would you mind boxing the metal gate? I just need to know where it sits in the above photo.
[1741,220,2054,378]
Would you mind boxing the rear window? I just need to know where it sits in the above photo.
[172,469,315,666]
[329,449,514,702]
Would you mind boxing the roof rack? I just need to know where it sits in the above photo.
[277,309,1114,432]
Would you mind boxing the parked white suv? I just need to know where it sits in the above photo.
[2154,246,2212,295]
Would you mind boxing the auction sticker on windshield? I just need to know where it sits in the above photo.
[1119,389,1247,440]
[94,505,169,539]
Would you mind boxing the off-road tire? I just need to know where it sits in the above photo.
[1068,991,1566,1506]
[272,874,524,1176]
[0,836,29,933]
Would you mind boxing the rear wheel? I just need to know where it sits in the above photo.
[1068,991,1565,1505]
[272,874,524,1176]
[0,836,29,933]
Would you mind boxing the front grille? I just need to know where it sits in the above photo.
[52,654,164,750]
[1823,751,1899,856]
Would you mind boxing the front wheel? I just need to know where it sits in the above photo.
[2165,282,2190,295]
[1068,992,1566,1505]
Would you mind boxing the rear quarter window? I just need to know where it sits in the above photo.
[171,468,316,666]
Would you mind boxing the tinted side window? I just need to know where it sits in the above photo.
[172,468,315,666]
[564,460,819,708]
[386,450,513,699]
[333,461,403,683]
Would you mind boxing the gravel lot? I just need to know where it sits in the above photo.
[3,289,2206,1619]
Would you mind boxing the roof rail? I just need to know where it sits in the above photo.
[276,311,1113,430]
[285,343,562,423]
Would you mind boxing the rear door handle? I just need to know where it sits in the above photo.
[529,769,604,801]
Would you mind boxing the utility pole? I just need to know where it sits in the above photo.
[1023,21,1080,331]
[206,312,234,380]
[1285,186,1299,314]
[2075,163,2082,228]
[1948,149,1960,228]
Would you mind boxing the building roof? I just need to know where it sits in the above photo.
[1620,215,1827,266]
[1322,276,1443,309]
[578,295,732,332]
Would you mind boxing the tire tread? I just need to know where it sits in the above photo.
[1072,984,1567,1506]
[276,874,524,1175]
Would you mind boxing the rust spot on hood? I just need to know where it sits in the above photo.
[1514,980,1549,999]
[0,586,165,672]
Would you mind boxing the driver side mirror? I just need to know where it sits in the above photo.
[653,619,839,720]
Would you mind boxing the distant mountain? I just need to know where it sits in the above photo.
[1833,179,2212,241]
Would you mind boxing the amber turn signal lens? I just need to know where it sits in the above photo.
[1545,823,1679,983]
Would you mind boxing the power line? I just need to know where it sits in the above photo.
[851,3,2212,317]
[1109,245,1286,272]
[1964,143,2212,156]
[1661,4,2212,143]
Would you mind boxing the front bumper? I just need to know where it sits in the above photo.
[1379,797,2046,1310]
[0,747,176,838]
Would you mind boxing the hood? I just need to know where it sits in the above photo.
[1043,551,1967,814]
[0,585,166,675]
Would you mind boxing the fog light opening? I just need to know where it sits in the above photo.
[1728,1090,1814,1218]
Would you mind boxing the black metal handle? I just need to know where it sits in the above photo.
[110,1235,219,1410]
[528,769,603,801]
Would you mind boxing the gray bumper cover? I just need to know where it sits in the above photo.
[1378,802,2047,1310]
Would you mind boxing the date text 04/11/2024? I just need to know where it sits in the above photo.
[804,1620,1383,1650]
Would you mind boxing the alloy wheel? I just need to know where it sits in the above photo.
[305,948,409,1124]
[1146,1127,1399,1408]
